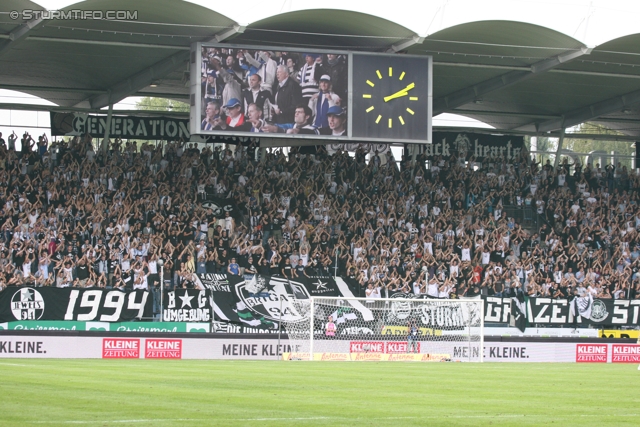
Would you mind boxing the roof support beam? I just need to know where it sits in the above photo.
[0,84,106,94]
[434,60,640,80]
[27,36,189,50]
[0,16,45,57]
[73,25,243,109]
[386,35,425,53]
[433,61,640,80]
[433,47,592,115]
[592,116,640,124]
[451,108,561,120]
[208,24,246,43]
[0,102,190,116]
[517,87,640,133]
[79,51,189,109]
[135,92,189,100]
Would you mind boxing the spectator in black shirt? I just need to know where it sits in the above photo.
[272,213,283,243]
[76,257,90,287]
[280,257,293,278]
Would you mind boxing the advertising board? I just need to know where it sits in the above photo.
[1,334,636,363]
[611,344,640,363]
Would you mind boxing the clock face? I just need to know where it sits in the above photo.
[351,54,431,142]
[362,67,419,129]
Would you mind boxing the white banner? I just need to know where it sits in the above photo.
[0,336,300,360]
[0,336,636,362]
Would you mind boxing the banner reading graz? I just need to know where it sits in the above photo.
[0,287,152,323]
[421,131,525,160]
[484,296,640,327]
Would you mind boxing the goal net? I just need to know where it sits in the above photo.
[283,297,484,362]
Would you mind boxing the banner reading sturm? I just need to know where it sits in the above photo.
[0,287,152,323]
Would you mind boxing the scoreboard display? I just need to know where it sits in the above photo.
[190,42,431,144]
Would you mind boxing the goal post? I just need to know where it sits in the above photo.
[284,296,484,362]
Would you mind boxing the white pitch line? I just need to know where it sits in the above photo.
[33,420,206,425]
[30,413,640,424]
[236,417,330,421]
[32,419,329,425]
[0,362,28,366]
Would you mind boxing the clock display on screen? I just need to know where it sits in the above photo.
[351,54,431,142]
[362,67,420,128]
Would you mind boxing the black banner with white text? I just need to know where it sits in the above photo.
[50,112,191,140]
[424,131,525,161]
[163,289,213,322]
[194,273,352,330]
[202,196,241,220]
[484,296,640,327]
[2,284,639,328]
[0,287,152,323]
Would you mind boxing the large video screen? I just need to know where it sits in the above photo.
[190,43,432,144]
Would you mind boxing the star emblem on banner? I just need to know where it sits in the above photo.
[179,292,195,308]
[263,279,276,293]
[312,280,328,290]
[22,289,34,302]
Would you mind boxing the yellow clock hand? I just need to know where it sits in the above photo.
[383,83,415,102]
[384,91,408,102]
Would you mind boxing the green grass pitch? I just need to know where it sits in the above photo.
[1,360,639,426]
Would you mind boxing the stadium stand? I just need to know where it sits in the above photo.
[0,130,639,310]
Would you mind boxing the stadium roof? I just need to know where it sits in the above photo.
[2,0,640,138]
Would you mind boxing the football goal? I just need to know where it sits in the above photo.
[283,296,484,362]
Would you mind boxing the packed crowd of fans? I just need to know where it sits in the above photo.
[0,129,639,304]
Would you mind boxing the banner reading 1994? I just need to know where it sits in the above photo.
[0,287,151,323]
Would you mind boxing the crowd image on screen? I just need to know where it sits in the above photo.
[200,47,348,137]
[0,130,640,310]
